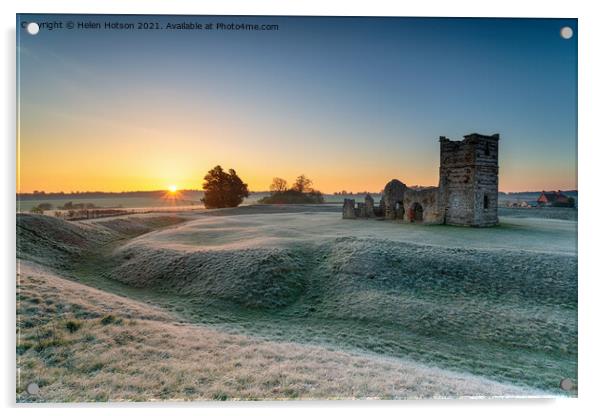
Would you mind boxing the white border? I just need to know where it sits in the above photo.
[2,1,601,415]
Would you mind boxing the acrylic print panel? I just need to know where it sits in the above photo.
[16,14,577,402]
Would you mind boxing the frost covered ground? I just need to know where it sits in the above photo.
[16,205,577,401]
[17,261,540,402]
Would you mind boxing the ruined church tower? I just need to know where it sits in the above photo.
[438,133,499,227]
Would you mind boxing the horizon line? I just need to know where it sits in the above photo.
[16,188,579,196]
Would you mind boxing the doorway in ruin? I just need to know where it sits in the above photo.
[410,202,424,222]
[394,201,404,220]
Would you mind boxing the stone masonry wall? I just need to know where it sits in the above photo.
[439,137,475,225]
[403,187,442,224]
[439,133,499,226]
[473,136,499,226]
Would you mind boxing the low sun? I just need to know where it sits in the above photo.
[161,185,182,203]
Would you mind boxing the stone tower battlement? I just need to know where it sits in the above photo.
[439,133,499,226]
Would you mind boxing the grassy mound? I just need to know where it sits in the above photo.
[108,244,310,308]
[17,261,538,402]
[93,215,187,236]
[313,236,576,353]
[17,214,116,269]
[17,213,188,269]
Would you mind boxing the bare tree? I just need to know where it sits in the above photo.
[269,177,288,194]
[292,174,313,193]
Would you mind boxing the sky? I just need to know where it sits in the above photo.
[17,15,577,193]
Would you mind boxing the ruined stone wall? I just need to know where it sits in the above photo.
[342,195,377,219]
[403,187,442,224]
[382,180,407,220]
[365,195,375,217]
[342,198,356,219]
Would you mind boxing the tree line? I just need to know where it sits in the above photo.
[200,167,323,207]
[258,175,324,204]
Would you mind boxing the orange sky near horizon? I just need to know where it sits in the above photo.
[17,99,576,194]
[17,130,577,194]
[16,105,577,194]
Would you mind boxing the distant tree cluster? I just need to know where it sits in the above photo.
[553,197,576,208]
[29,203,53,214]
[201,165,249,209]
[259,175,324,204]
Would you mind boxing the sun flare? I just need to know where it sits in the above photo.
[168,185,178,193]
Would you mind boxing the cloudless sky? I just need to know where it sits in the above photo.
[17,15,577,193]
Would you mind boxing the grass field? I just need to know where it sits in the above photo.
[17,261,539,402]
[16,205,577,401]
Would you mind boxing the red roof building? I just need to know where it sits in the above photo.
[537,190,570,206]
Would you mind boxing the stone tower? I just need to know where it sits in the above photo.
[438,133,499,227]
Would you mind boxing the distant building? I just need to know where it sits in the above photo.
[343,133,500,227]
[537,191,570,207]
